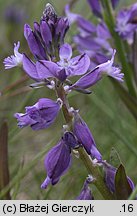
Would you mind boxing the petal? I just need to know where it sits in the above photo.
[3,42,23,69]
[73,113,102,160]
[98,50,116,72]
[14,113,35,128]
[23,54,40,81]
[41,176,51,189]
[72,67,102,89]
[96,22,111,39]
[38,98,60,121]
[69,53,90,76]
[74,35,101,51]
[59,43,72,60]
[87,0,102,17]
[24,24,32,39]
[36,60,59,79]
[56,17,69,43]
[14,41,23,60]
[57,69,67,82]
[77,17,96,34]
[25,27,46,59]
[31,122,52,130]
[63,132,78,149]
[38,98,59,109]
[26,106,40,121]
[34,22,40,34]
[44,140,71,185]
[40,20,52,46]
[77,181,93,200]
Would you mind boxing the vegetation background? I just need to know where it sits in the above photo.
[0,0,137,199]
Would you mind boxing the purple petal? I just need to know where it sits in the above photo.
[4,42,23,69]
[40,20,52,46]
[72,67,102,89]
[97,50,124,82]
[24,24,32,39]
[34,22,40,34]
[44,139,71,185]
[87,0,102,17]
[41,176,51,189]
[56,17,69,43]
[96,22,111,40]
[36,60,59,79]
[59,43,72,60]
[69,53,90,76]
[23,54,40,81]
[77,181,93,200]
[57,69,67,82]
[14,113,36,128]
[63,132,78,149]
[77,17,96,35]
[73,113,102,161]
[74,35,101,51]
[37,98,60,121]
[24,24,46,59]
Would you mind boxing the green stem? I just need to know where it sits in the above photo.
[56,83,115,199]
[78,147,115,200]
[101,0,136,98]
[55,83,73,124]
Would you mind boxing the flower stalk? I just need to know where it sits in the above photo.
[56,82,115,200]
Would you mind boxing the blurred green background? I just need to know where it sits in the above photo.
[0,0,137,199]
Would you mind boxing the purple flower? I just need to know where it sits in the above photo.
[73,112,102,161]
[116,3,137,44]
[87,0,119,17]
[35,43,90,82]
[65,6,113,67]
[41,132,75,189]
[14,98,62,130]
[4,42,23,69]
[103,162,135,193]
[24,4,69,60]
[71,50,124,90]
[76,180,93,200]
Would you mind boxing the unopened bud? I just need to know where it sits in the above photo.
[42,3,57,22]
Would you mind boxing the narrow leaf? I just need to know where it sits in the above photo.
[115,164,132,199]
[0,121,11,199]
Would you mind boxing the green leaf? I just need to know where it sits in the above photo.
[110,147,121,168]
[0,121,11,199]
[115,164,132,200]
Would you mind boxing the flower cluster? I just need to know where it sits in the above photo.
[66,1,137,70]
[3,2,136,200]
